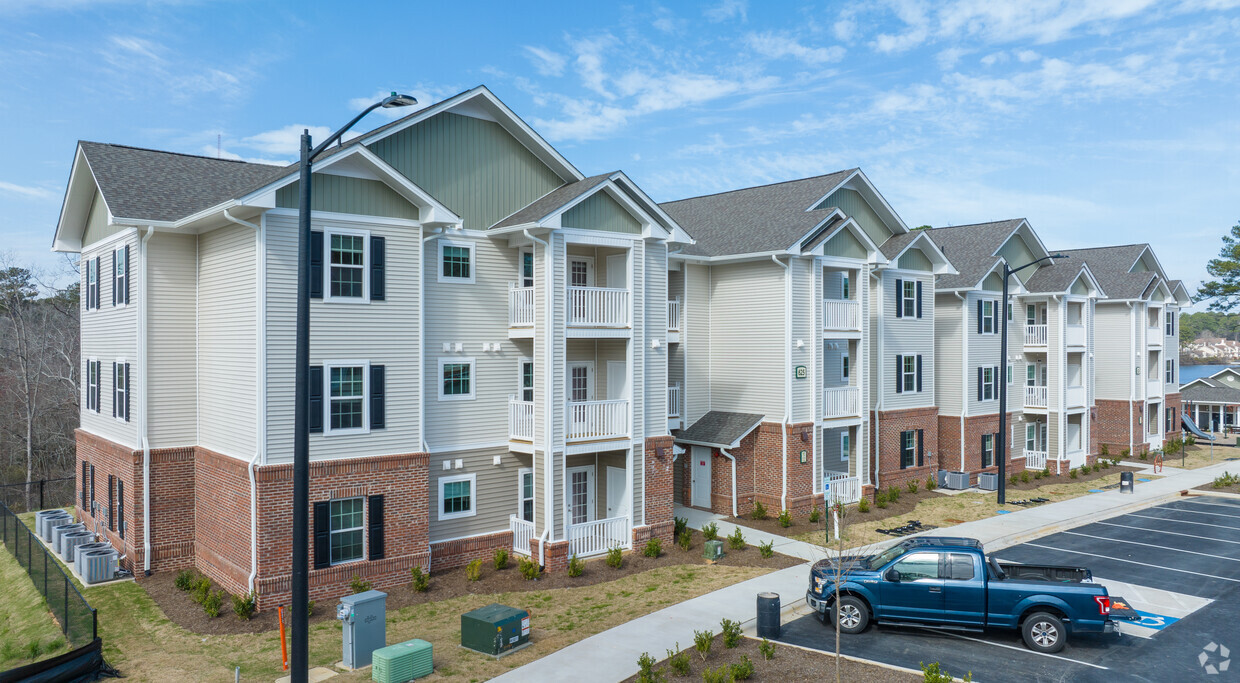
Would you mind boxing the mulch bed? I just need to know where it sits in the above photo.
[142,533,801,636]
[620,633,918,682]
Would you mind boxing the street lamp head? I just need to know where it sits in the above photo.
[1051,253,1068,259]
[381,92,419,108]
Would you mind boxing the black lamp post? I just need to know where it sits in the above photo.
[997,253,1067,505]
[291,92,417,681]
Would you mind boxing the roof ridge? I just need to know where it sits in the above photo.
[660,168,856,205]
[1058,243,1150,253]
[80,140,283,167]
[928,218,1024,231]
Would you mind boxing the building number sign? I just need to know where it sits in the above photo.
[794,365,808,379]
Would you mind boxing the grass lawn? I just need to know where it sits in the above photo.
[1142,443,1240,470]
[791,470,1161,550]
[0,539,73,669]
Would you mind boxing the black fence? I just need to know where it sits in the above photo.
[0,478,77,514]
[0,501,96,646]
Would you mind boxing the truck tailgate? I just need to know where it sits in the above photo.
[1108,596,1141,621]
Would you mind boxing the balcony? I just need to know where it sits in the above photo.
[1147,378,1162,398]
[1066,324,1085,348]
[822,386,862,419]
[509,285,534,330]
[509,399,534,441]
[1025,324,1048,346]
[1025,385,1048,408]
[569,286,630,328]
[667,382,681,420]
[568,515,630,558]
[1065,385,1086,408]
[568,399,629,441]
[667,298,682,333]
[823,473,862,505]
[1147,327,1162,348]
[1024,450,1048,470]
[823,299,862,332]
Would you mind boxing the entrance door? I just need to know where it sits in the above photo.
[690,446,712,508]
[606,466,627,518]
[606,361,629,401]
[567,466,594,525]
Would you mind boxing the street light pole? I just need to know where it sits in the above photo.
[290,92,417,682]
[997,253,1067,505]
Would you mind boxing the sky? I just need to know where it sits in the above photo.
[1,0,1238,304]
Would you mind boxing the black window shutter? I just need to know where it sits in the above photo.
[894,278,903,318]
[117,479,124,539]
[368,495,385,561]
[90,465,95,514]
[313,501,330,569]
[310,231,324,299]
[111,250,117,306]
[124,362,131,421]
[977,300,983,334]
[977,367,984,401]
[894,354,903,394]
[112,362,117,418]
[370,365,385,430]
[124,244,130,304]
[370,236,386,301]
[916,280,923,318]
[993,366,1000,399]
[916,355,923,392]
[81,461,88,509]
[308,365,324,433]
[917,429,925,467]
[96,362,102,411]
[981,434,987,466]
[108,475,115,531]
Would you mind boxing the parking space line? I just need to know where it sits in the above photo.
[1022,543,1240,583]
[1181,498,1240,512]
[1162,506,1240,521]
[1126,513,1240,533]
[1059,531,1240,562]
[1093,521,1240,546]
[914,626,1109,670]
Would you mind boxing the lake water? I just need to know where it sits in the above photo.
[1181,364,1239,383]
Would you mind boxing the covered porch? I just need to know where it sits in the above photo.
[509,448,635,559]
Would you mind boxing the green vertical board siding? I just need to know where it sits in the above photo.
[276,174,418,219]
[822,227,867,259]
[561,191,641,234]
[897,247,933,271]
[1071,275,1089,296]
[815,188,893,246]
[981,272,1003,291]
[997,233,1038,283]
[1130,258,1149,273]
[82,189,122,247]
[368,112,564,230]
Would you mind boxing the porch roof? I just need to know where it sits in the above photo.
[675,411,765,449]
[1182,378,1240,405]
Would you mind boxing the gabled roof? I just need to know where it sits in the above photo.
[1168,280,1192,305]
[675,411,765,449]
[1056,244,1173,301]
[492,173,612,229]
[878,230,956,274]
[1181,378,1240,404]
[923,219,1047,290]
[1023,261,1104,296]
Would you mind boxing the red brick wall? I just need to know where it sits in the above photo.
[430,530,511,572]
[530,538,570,573]
[639,436,675,548]
[1165,393,1183,444]
[956,413,1018,484]
[872,407,939,493]
[1096,399,1146,456]
[784,422,817,513]
[74,430,143,573]
[936,416,962,475]
[194,448,251,593]
[145,446,197,572]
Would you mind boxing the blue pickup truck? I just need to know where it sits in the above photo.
[806,537,1138,653]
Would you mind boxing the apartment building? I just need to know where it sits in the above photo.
[56,86,692,607]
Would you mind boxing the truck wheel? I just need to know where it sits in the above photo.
[832,596,869,634]
[1022,612,1066,653]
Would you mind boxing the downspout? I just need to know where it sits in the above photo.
[421,227,447,454]
[1128,302,1136,456]
[139,227,154,575]
[772,255,791,512]
[525,229,555,558]
[719,447,738,518]
[954,292,967,471]
[872,270,885,493]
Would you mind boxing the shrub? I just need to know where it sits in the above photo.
[350,575,372,594]
[858,497,871,513]
[466,559,483,582]
[1033,469,1044,479]
[636,652,664,683]
[907,480,919,494]
[1100,459,1110,469]
[1213,471,1239,488]
[808,506,821,523]
[191,577,211,605]
[758,638,776,661]
[494,548,509,570]
[727,527,746,550]
[925,476,937,491]
[678,529,692,551]
[411,566,430,592]
[607,546,624,568]
[758,540,774,558]
[667,644,691,676]
[702,522,719,541]
[518,557,541,580]
[644,538,663,558]
[921,661,972,683]
[887,485,900,502]
[1080,465,1090,477]
[1069,468,1079,479]
[750,500,767,520]
[701,667,730,683]
[175,569,196,591]
[778,509,793,528]
[1020,470,1030,484]
[693,629,713,661]
[232,591,257,620]
[1186,434,1197,446]
[1042,468,1051,478]
[730,654,755,680]
[1009,473,1020,485]
[1121,447,1130,459]
[567,554,584,577]
[307,600,315,618]
[674,516,688,539]
[203,590,223,618]
[1100,444,1110,457]
[875,492,888,509]
[720,618,743,648]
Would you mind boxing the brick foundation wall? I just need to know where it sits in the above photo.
[783,422,817,513]
[430,530,512,572]
[957,413,1018,484]
[872,407,940,493]
[193,448,251,595]
[644,436,675,537]
[1096,399,1146,457]
[74,430,143,573]
[1165,393,1183,444]
[530,538,570,573]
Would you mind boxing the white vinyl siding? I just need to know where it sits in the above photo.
[643,241,667,436]
[1093,304,1132,400]
[146,233,198,447]
[876,270,935,410]
[932,294,963,415]
[684,263,712,425]
[708,260,785,417]
[198,223,258,459]
[79,229,138,447]
[790,257,815,423]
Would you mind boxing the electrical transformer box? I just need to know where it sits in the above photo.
[460,604,530,657]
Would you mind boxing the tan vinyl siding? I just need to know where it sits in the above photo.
[198,223,257,459]
[562,191,642,234]
[791,257,814,423]
[684,264,711,425]
[146,233,197,447]
[644,243,667,433]
[897,247,933,272]
[80,230,139,447]
[429,446,523,542]
[81,189,122,248]
[567,339,627,400]
[996,233,1037,283]
[368,112,564,231]
[709,260,785,419]
[275,174,418,220]
[817,189,893,247]
[822,228,867,259]
[630,238,646,526]
[1093,304,1133,400]
[265,212,421,462]
[933,294,963,416]
[878,270,935,409]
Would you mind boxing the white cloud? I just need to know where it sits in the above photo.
[1016,49,1040,62]
[203,147,292,166]
[569,35,620,99]
[238,125,361,157]
[0,181,56,199]
[936,46,968,69]
[833,7,858,42]
[981,51,1008,66]
[704,0,747,23]
[744,32,846,65]
[523,46,567,77]
[108,35,162,62]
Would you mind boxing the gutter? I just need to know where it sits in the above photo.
[1129,302,1136,456]
[954,291,967,471]
[772,255,791,512]
[719,448,739,518]
[139,227,154,575]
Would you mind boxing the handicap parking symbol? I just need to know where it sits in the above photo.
[1133,610,1180,631]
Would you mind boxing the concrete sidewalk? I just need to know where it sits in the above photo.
[676,505,834,562]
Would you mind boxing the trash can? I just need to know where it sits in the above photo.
[756,592,780,639]
[1119,471,1134,494]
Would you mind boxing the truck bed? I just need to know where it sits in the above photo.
[995,561,1091,583]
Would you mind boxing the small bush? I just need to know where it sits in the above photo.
[175,569,196,591]
[701,667,730,683]
[232,591,257,621]
[1033,469,1044,480]
[721,618,743,648]
[674,516,688,539]
[731,654,755,680]
[858,497,871,513]
[1069,468,1079,479]
[1009,473,1019,485]
[907,480,919,494]
[203,590,223,618]
[307,600,315,618]
[1121,447,1131,459]
[887,485,900,502]
[1100,459,1111,469]
[1042,468,1051,478]
[518,557,541,580]
[1213,471,1239,488]
[921,661,972,683]
[758,540,774,558]
[778,509,793,528]
[750,500,767,520]
[1100,444,1110,457]
[191,577,211,605]
[350,575,372,594]
[1186,435,1197,446]
[702,522,719,541]
[758,638,776,661]
[1020,470,1031,484]
[494,548,509,570]
[1080,465,1090,477]
[693,629,713,661]
[727,527,746,550]
[411,566,430,592]
[667,644,691,676]
[678,530,692,551]
[636,652,664,683]
[466,559,483,582]
[607,546,624,568]
[644,538,663,558]
[808,506,821,523]
[567,554,584,577]
[875,491,888,509]
[925,476,937,491]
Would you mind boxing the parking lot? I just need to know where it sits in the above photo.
[776,494,1240,682]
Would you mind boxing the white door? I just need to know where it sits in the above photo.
[567,466,594,525]
[569,257,594,287]
[606,254,627,289]
[690,446,712,508]
[569,363,594,435]
[606,466,627,518]
[606,361,629,401]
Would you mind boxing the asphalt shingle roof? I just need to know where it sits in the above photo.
[675,411,766,448]
[1023,261,1090,293]
[79,142,285,223]
[1055,245,1159,300]
[1182,380,1240,404]
[923,220,1026,290]
[491,173,613,229]
[659,170,855,257]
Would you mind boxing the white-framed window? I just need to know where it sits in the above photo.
[520,247,534,288]
[325,228,369,300]
[840,432,850,462]
[1165,310,1175,337]
[902,355,917,392]
[842,275,850,300]
[900,430,917,468]
[901,280,916,318]
[981,300,995,334]
[86,359,100,412]
[329,497,365,564]
[325,362,369,434]
[519,360,534,402]
[85,258,98,310]
[1007,303,1012,321]
[113,246,127,307]
[981,366,997,401]
[568,362,594,402]
[113,361,129,423]
[518,468,534,523]
[1026,303,1036,325]
[1026,423,1037,451]
[1007,365,1013,385]
[439,473,476,521]
[569,256,594,287]
[439,357,475,401]
[1165,359,1175,384]
[439,239,475,284]
[1026,364,1037,386]
[566,466,593,525]
[841,352,850,380]
[982,433,994,468]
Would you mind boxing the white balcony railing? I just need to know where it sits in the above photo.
[1025,385,1048,408]
[569,286,630,327]
[823,299,862,331]
[1024,450,1048,471]
[667,298,682,332]
[667,383,682,419]
[823,473,862,505]
[1066,324,1085,347]
[1147,378,1162,398]
[509,285,534,327]
[568,515,630,558]
[1025,324,1048,346]
[568,400,629,441]
[1065,385,1086,408]
[509,399,535,441]
[510,515,535,556]
[822,386,862,419]
[1147,327,1162,347]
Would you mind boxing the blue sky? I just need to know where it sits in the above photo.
[2,1,1238,303]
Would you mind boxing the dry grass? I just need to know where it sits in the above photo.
[0,540,73,669]
[1141,443,1240,470]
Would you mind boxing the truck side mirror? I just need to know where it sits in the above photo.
[885,569,900,582]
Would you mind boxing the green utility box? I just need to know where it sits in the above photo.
[372,639,433,683]
[461,604,530,657]
[704,539,724,561]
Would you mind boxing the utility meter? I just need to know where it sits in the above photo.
[336,602,354,624]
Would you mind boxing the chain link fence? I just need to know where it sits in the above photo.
[0,501,97,646]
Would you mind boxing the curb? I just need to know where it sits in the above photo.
[983,488,1189,552]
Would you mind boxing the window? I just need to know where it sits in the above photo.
[1026,424,1037,451]
[890,552,938,581]
[1007,365,1013,385]
[519,469,534,522]
[902,356,917,393]
[1007,303,1012,321]
[1166,407,1177,433]
[327,364,367,432]
[840,433,850,462]
[439,239,474,283]
[902,280,917,318]
[981,300,995,334]
[841,353,850,380]
[439,358,475,401]
[1026,304,1036,325]
[1165,359,1175,384]
[569,363,592,402]
[982,434,994,468]
[439,473,476,520]
[521,248,534,288]
[85,258,98,310]
[329,497,364,564]
[113,362,129,422]
[520,361,534,402]
[112,246,128,306]
[1165,310,1175,337]
[86,360,100,412]
[569,257,593,287]
[900,430,917,469]
[327,230,367,299]
[567,467,592,525]
[981,366,997,401]
[946,553,975,581]
[842,275,850,300]
[1026,364,1036,387]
